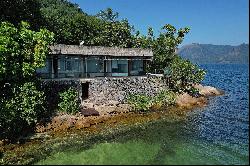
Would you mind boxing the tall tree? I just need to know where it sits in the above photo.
[0,0,43,30]
[96,7,119,22]
[151,24,190,73]
[0,21,54,139]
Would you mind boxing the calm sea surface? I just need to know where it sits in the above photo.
[37,64,249,165]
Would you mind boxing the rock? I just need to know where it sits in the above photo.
[194,84,223,96]
[176,93,207,108]
[80,108,100,117]
[82,102,94,108]
[25,133,51,140]
[108,100,120,106]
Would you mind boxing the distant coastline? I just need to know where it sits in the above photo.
[178,43,249,64]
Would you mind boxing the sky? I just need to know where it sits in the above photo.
[70,0,249,46]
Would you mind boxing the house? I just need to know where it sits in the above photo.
[36,44,153,79]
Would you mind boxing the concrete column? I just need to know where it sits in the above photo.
[85,56,88,78]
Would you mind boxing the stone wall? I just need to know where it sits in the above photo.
[85,75,168,106]
[42,75,168,108]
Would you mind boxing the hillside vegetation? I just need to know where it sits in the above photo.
[178,43,249,64]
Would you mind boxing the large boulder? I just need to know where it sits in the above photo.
[176,93,207,108]
[194,84,223,96]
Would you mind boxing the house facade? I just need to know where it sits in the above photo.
[36,44,153,79]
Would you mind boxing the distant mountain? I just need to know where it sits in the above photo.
[177,43,249,64]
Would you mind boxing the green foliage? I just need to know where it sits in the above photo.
[38,1,134,46]
[58,87,80,114]
[96,7,119,22]
[0,82,45,139]
[0,0,191,65]
[131,24,190,73]
[0,21,54,81]
[0,0,43,30]
[152,90,176,107]
[127,90,176,112]
[90,19,134,47]
[127,94,153,112]
[39,0,93,44]
[0,21,54,140]
[164,56,206,94]
[151,24,190,73]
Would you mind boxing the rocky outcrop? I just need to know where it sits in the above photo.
[176,93,207,108]
[176,84,223,108]
[194,84,224,96]
[35,104,132,133]
[36,78,223,134]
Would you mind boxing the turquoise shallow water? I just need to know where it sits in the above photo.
[36,64,249,165]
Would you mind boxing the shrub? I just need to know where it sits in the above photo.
[152,90,176,107]
[164,56,206,95]
[58,87,80,114]
[126,90,176,112]
[0,82,45,140]
[41,81,78,113]
[127,94,153,112]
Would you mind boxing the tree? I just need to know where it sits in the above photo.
[164,56,206,94]
[151,24,190,73]
[0,0,43,30]
[0,21,54,140]
[96,7,119,22]
[0,21,54,82]
[39,0,92,44]
[91,18,134,47]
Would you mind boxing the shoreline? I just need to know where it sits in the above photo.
[0,84,223,164]
[1,84,224,143]
[28,84,224,140]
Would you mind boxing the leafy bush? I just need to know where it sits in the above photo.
[127,94,153,112]
[58,87,80,114]
[164,56,206,95]
[127,90,176,112]
[41,81,78,113]
[0,82,45,140]
[152,90,176,107]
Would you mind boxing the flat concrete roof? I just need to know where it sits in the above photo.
[50,44,153,57]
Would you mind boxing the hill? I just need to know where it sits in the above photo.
[177,43,249,64]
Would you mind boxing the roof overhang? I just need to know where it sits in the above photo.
[49,44,153,57]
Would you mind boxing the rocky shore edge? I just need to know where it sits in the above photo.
[0,84,223,145]
[34,84,223,135]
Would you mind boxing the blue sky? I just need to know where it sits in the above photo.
[70,0,249,46]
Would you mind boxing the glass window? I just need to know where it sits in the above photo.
[131,60,143,76]
[65,57,80,71]
[86,57,104,73]
[112,60,128,73]
[58,57,65,71]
